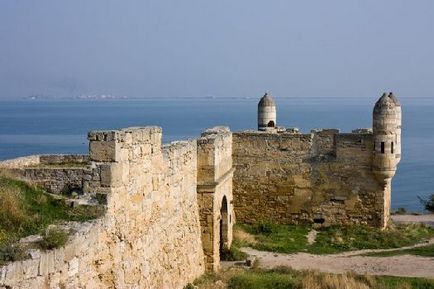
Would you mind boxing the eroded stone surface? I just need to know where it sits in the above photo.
[232,130,389,227]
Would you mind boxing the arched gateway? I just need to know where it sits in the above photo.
[197,127,234,272]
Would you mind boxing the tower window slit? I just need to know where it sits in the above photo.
[381,142,385,154]
[391,142,394,154]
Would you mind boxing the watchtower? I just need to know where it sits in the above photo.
[258,93,277,131]
[372,92,402,184]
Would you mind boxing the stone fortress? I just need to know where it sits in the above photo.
[0,93,402,289]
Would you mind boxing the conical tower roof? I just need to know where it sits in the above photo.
[258,93,275,107]
[388,92,401,106]
[374,92,399,114]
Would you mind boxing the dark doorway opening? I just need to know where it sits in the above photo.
[219,196,229,257]
[267,120,275,127]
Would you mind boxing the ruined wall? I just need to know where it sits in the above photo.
[0,155,89,195]
[1,127,205,289]
[232,130,387,227]
[197,127,234,272]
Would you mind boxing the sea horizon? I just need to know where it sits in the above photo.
[0,97,433,212]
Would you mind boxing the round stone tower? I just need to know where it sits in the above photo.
[372,92,402,183]
[258,93,277,131]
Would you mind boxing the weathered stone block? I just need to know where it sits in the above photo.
[63,243,77,263]
[89,140,119,162]
[22,259,39,279]
[53,248,65,268]
[5,261,23,284]
[100,163,122,187]
[68,257,79,277]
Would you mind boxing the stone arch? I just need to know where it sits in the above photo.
[267,120,275,127]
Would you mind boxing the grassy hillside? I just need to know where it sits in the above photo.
[0,176,104,263]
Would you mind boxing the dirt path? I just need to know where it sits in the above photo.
[240,215,434,279]
[242,245,434,278]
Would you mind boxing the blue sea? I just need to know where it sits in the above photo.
[0,97,433,212]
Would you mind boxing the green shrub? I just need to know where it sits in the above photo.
[0,244,27,264]
[41,226,69,250]
[95,193,107,205]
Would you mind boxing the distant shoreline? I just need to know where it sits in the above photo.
[0,95,433,101]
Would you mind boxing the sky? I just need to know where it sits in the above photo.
[0,0,433,99]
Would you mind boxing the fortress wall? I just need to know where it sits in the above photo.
[0,155,41,168]
[87,127,205,288]
[1,127,205,289]
[19,168,89,195]
[39,155,89,165]
[232,132,313,224]
[197,127,234,271]
[0,154,89,168]
[311,129,339,157]
[233,131,387,227]
[311,133,386,227]
[335,134,373,164]
[0,155,90,195]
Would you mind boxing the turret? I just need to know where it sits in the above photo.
[372,92,402,183]
[258,93,277,131]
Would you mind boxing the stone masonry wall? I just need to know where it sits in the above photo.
[1,127,205,289]
[0,155,90,195]
[232,130,387,227]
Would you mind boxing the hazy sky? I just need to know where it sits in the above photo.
[1,0,433,99]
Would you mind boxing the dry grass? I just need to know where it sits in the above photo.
[234,226,257,245]
[0,175,105,264]
[194,266,434,289]
[0,184,28,229]
[300,271,373,289]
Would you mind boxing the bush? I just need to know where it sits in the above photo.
[394,207,407,215]
[252,221,274,235]
[41,226,69,250]
[0,244,27,264]
[419,194,434,213]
